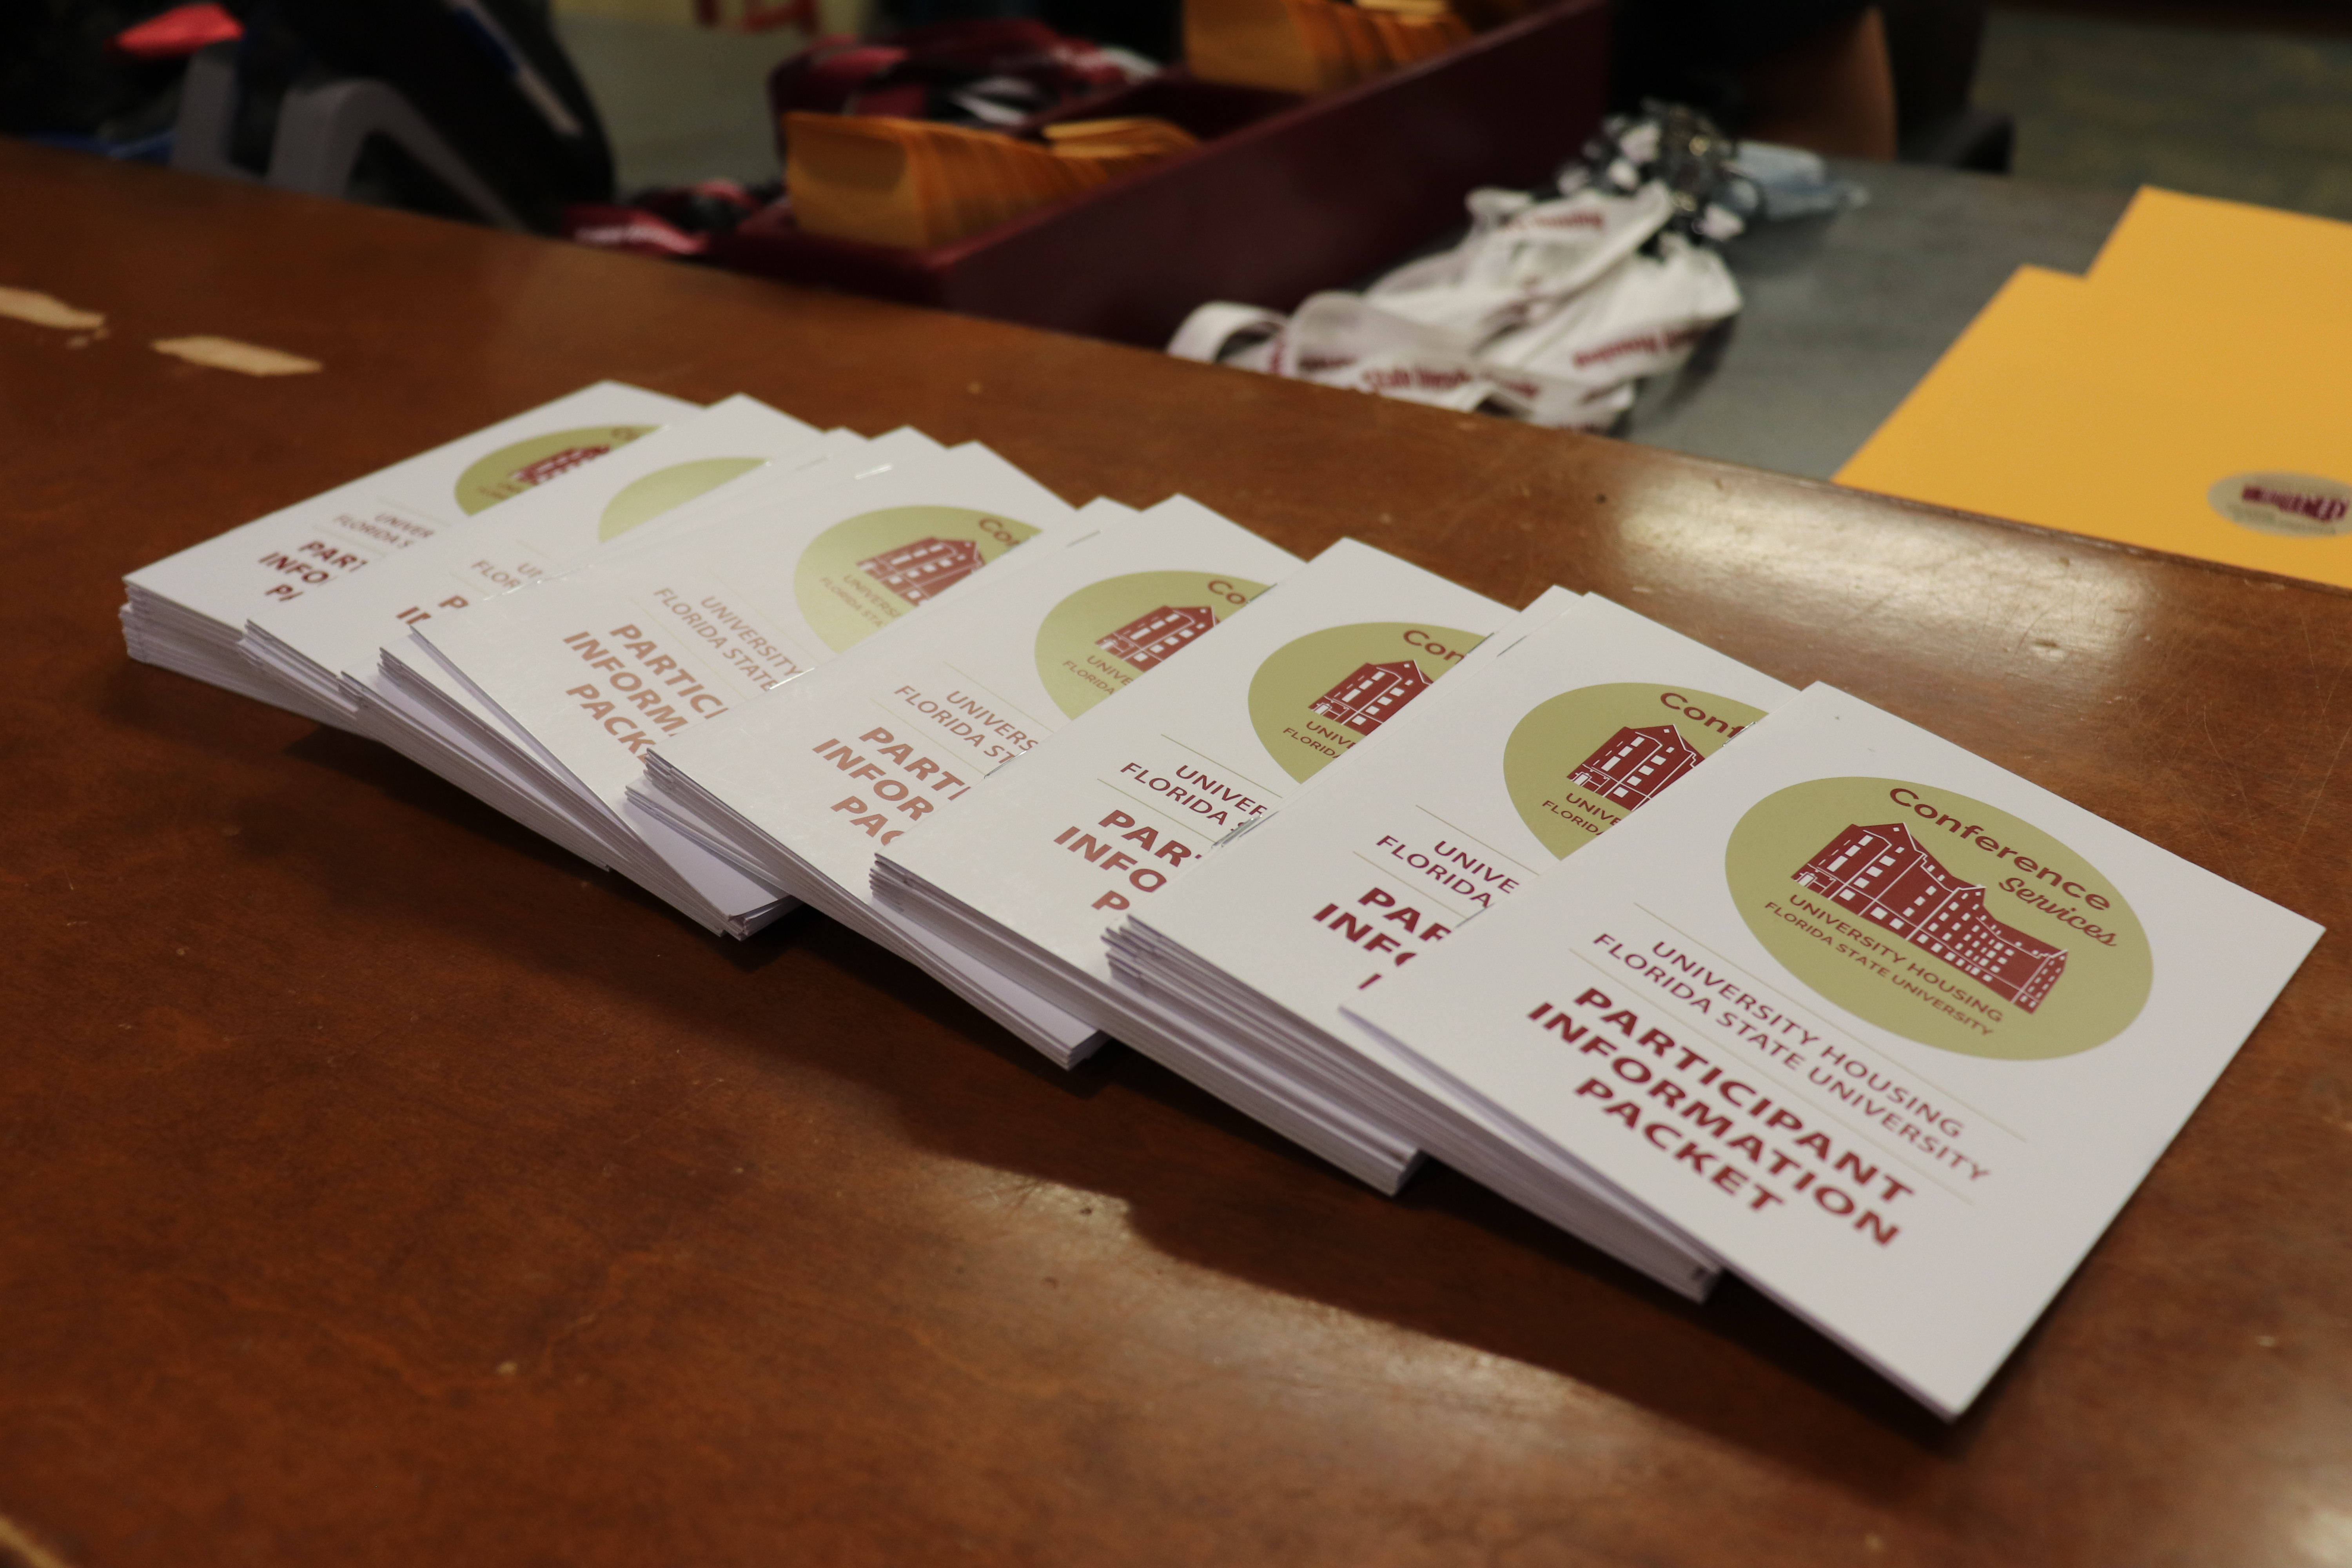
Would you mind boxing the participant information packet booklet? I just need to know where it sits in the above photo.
[1347,682,2323,1416]
[633,496,1304,1066]
[1107,593,1797,1294]
[123,381,696,720]
[403,441,1082,935]
[1062,586,1588,1195]
[240,394,834,725]
[352,427,945,877]
[867,540,1518,1177]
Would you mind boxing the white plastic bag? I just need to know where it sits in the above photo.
[1169,181,1740,433]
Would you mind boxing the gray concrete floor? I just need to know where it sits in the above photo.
[1621,162,2131,479]
[1976,7,2352,221]
[1624,8,2352,477]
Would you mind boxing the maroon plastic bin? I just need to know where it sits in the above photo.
[711,0,1609,347]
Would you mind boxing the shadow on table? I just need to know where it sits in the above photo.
[769,844,2009,1486]
[263,684,1998,1489]
[282,722,798,976]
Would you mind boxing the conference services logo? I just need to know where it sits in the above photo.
[2207,471,2352,539]
[1724,777,2151,1060]
[1504,683,1767,858]
[597,457,768,541]
[1248,622,1481,782]
[793,505,1041,652]
[454,425,658,514]
[1033,570,1271,718]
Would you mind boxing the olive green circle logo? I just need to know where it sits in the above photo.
[1505,683,1766,858]
[598,456,768,541]
[454,425,657,514]
[793,505,1042,652]
[1724,777,2151,1060]
[1034,570,1271,719]
[1247,621,1482,783]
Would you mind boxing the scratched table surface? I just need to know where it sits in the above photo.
[3,138,2348,1568]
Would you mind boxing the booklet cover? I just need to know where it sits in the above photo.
[122,381,697,719]
[351,426,946,877]
[1046,588,1587,1196]
[1128,595,1797,1014]
[1108,594,1795,1286]
[634,496,1303,1059]
[1348,682,2323,1416]
[406,441,1083,932]
[240,395,836,720]
[872,538,1516,1028]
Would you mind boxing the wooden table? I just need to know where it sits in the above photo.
[4,139,2347,1568]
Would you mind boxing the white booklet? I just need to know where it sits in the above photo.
[240,394,835,722]
[633,496,1305,1063]
[403,441,1083,934]
[869,538,1515,1095]
[1057,588,1584,1192]
[351,426,946,875]
[1348,682,2323,1416]
[122,381,697,720]
[1107,594,1796,1290]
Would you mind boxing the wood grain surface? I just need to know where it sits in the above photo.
[2,140,2346,1568]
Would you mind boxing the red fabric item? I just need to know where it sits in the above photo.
[561,205,710,258]
[113,3,243,59]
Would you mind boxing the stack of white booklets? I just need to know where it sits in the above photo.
[1344,682,2320,1416]
[120,382,1105,939]
[383,439,1089,935]
[122,383,2327,1417]
[354,422,952,884]
[234,394,932,888]
[241,393,844,728]
[125,381,698,722]
[1098,593,1798,1294]
[868,538,1520,1186]
[635,495,1305,1063]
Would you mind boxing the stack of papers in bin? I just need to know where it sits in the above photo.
[1187,0,1474,94]
[787,113,1198,249]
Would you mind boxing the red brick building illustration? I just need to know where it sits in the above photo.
[1794,822,2067,1012]
[1569,724,1702,809]
[859,536,984,604]
[512,444,613,488]
[1311,659,1430,736]
[1098,605,1216,671]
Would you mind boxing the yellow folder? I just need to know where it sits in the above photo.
[1837,191,2352,589]
[2089,185,2352,310]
